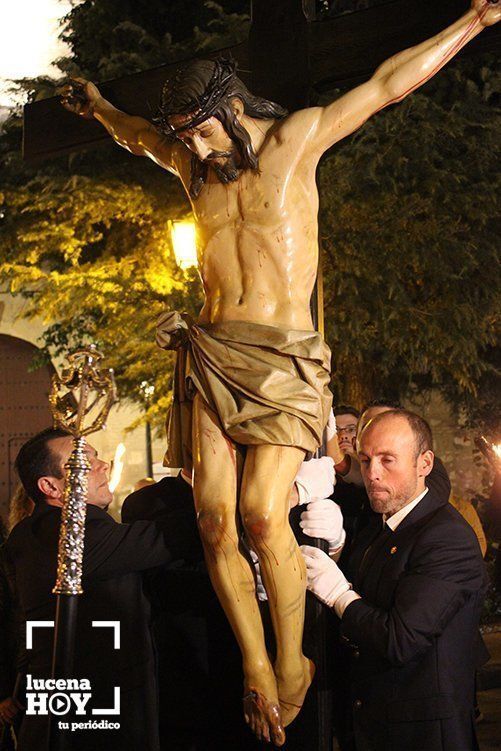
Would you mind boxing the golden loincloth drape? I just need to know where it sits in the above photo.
[156,312,332,469]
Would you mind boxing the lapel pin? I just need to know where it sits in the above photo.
[390,546,398,555]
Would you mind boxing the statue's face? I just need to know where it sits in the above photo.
[169,113,240,183]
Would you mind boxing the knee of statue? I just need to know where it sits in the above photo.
[241,507,282,546]
[196,506,234,548]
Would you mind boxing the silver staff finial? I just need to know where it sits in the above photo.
[49,345,118,595]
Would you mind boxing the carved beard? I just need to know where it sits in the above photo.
[188,132,255,199]
[206,151,240,184]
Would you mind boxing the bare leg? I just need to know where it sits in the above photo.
[240,445,315,727]
[192,395,285,745]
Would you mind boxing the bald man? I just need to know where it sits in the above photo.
[302,409,487,751]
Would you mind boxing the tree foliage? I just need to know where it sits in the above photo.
[57,0,250,80]
[0,1,499,432]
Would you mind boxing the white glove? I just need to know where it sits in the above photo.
[249,549,268,602]
[299,498,346,554]
[326,409,337,442]
[295,456,335,506]
[300,545,351,608]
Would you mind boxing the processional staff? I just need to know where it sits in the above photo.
[47,345,117,751]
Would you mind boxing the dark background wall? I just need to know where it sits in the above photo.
[0,334,54,520]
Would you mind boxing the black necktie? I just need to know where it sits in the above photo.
[357,521,392,585]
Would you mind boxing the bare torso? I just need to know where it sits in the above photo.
[174,116,320,330]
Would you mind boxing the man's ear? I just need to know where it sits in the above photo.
[230,97,245,121]
[38,475,64,501]
[418,450,434,478]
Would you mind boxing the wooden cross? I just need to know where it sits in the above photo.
[23,0,500,161]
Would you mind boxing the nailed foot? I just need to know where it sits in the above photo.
[243,689,286,746]
[277,656,316,727]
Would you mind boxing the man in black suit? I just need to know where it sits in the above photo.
[302,409,487,751]
[4,428,201,751]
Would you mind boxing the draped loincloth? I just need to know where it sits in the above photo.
[156,312,332,469]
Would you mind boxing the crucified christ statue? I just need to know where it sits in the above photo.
[61,1,499,744]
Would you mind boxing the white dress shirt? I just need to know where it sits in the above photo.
[384,487,429,530]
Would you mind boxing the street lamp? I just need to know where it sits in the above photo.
[170,219,198,269]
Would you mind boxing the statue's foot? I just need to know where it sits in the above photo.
[276,656,316,727]
[243,688,285,746]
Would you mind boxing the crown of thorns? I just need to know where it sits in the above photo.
[155,57,238,138]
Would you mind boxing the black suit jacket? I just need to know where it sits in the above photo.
[121,474,196,523]
[339,486,487,751]
[5,501,201,751]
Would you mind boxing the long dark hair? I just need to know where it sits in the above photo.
[155,58,288,198]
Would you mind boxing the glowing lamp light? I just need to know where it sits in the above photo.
[109,443,126,493]
[171,220,198,269]
[493,444,501,460]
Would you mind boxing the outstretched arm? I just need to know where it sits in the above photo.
[309,0,500,155]
[60,78,182,175]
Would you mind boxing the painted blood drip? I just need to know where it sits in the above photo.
[257,546,279,606]
[373,10,486,117]
[224,434,237,473]
[202,428,218,455]
[258,536,280,567]
[203,523,241,602]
